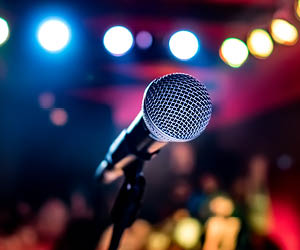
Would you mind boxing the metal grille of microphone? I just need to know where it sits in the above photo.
[142,73,212,142]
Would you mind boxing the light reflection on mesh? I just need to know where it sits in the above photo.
[143,73,212,142]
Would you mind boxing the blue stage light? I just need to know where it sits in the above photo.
[169,30,199,60]
[103,26,134,56]
[37,18,71,52]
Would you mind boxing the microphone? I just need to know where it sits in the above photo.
[95,73,212,183]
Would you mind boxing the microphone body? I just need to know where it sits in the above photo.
[96,73,212,183]
[96,112,166,183]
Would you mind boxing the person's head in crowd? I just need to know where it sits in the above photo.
[248,155,269,189]
[170,179,192,204]
[70,192,93,219]
[209,195,235,217]
[170,143,195,175]
[199,173,219,194]
[36,198,69,241]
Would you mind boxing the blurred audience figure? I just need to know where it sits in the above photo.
[246,155,278,250]
[169,143,195,175]
[188,173,219,222]
[203,195,241,250]
[70,192,94,219]
[170,179,192,206]
[35,198,69,250]
[55,192,100,250]
[231,154,278,250]
[246,155,271,236]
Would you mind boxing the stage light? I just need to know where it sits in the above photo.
[173,217,202,249]
[136,31,153,49]
[219,38,248,68]
[270,19,298,46]
[247,29,273,59]
[50,108,68,126]
[103,26,134,56]
[296,0,300,19]
[0,17,9,46]
[169,30,199,60]
[37,18,70,52]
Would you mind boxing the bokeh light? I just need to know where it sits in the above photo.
[270,19,298,46]
[0,17,9,46]
[247,29,273,59]
[169,30,199,60]
[103,26,134,56]
[173,217,202,249]
[219,38,249,68]
[297,0,300,19]
[38,92,55,109]
[136,31,153,49]
[277,154,293,170]
[50,108,68,126]
[147,232,170,250]
[37,18,71,52]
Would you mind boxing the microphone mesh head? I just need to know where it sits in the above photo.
[142,73,212,142]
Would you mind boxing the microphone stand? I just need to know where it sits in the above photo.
[108,159,146,250]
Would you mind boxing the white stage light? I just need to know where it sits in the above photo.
[103,26,134,56]
[0,17,9,46]
[169,30,199,60]
[37,18,71,52]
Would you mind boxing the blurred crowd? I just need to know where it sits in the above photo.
[0,143,279,250]
[0,192,100,250]
[98,152,276,250]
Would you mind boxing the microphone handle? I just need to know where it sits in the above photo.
[95,112,166,183]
